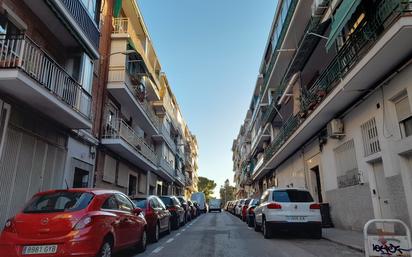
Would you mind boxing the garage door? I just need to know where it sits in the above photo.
[0,126,67,227]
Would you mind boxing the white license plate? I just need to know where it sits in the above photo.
[286,216,306,222]
[22,245,58,255]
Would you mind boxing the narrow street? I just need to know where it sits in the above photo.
[116,212,363,257]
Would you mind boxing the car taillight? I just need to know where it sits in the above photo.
[73,216,93,230]
[3,219,16,233]
[249,208,254,214]
[310,203,321,210]
[146,207,154,215]
[267,203,282,209]
[169,207,177,212]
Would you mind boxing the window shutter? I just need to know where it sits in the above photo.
[395,96,411,122]
[103,155,116,183]
[117,163,129,188]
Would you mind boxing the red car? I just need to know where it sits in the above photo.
[241,199,252,221]
[132,196,171,242]
[0,189,147,257]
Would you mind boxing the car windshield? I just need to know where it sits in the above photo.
[23,191,93,213]
[160,197,173,206]
[132,199,147,209]
[273,190,314,203]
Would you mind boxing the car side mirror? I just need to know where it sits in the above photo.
[133,207,142,215]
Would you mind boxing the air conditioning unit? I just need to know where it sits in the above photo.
[312,0,329,17]
[327,119,344,139]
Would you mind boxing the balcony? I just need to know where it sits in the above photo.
[185,172,193,187]
[0,34,92,128]
[102,119,157,171]
[24,0,100,57]
[112,17,161,97]
[157,157,176,182]
[175,170,186,187]
[107,66,160,136]
[254,0,412,180]
[153,123,177,153]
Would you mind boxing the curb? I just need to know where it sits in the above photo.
[322,236,364,253]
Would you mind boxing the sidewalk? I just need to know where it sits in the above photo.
[322,228,364,252]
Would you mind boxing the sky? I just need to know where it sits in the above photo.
[138,0,277,196]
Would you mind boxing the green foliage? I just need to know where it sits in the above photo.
[219,180,236,207]
[197,176,216,202]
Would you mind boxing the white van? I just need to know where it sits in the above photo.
[191,192,207,213]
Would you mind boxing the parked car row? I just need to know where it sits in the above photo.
[0,189,205,257]
[225,188,322,239]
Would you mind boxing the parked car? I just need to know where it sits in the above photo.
[132,196,171,242]
[254,188,322,239]
[193,201,201,215]
[159,196,185,229]
[187,200,197,218]
[241,198,252,221]
[0,189,147,257]
[177,196,192,221]
[209,199,222,212]
[246,198,260,227]
[191,192,207,213]
[235,199,245,217]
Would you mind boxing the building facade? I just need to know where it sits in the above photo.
[233,0,412,231]
[94,0,197,199]
[0,0,101,227]
[0,0,198,227]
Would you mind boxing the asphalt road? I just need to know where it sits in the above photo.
[115,211,363,257]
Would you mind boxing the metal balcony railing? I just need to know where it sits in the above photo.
[58,0,100,49]
[158,124,177,151]
[301,0,412,113]
[103,119,157,165]
[262,0,412,169]
[159,157,175,175]
[0,34,92,119]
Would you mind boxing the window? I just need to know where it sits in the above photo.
[116,194,134,212]
[0,16,21,36]
[24,192,94,213]
[102,195,119,210]
[128,174,137,196]
[273,190,313,203]
[394,94,412,138]
[81,53,94,94]
[81,0,97,22]
[361,117,381,156]
[334,139,359,188]
[155,197,166,210]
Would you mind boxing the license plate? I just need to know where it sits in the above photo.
[286,216,306,222]
[22,245,58,255]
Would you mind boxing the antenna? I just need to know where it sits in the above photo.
[65,179,69,190]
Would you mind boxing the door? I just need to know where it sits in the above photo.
[116,194,141,245]
[154,197,168,231]
[255,191,269,225]
[309,166,323,203]
[101,195,125,247]
[371,161,392,219]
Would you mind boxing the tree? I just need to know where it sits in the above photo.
[220,179,236,207]
[197,176,216,202]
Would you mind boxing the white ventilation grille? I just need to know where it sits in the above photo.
[361,117,381,156]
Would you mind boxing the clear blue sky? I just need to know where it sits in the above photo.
[138,0,277,196]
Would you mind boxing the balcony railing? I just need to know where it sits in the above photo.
[0,34,92,119]
[260,0,299,98]
[159,157,175,175]
[301,0,411,113]
[262,0,412,169]
[58,0,100,49]
[158,124,177,151]
[103,119,157,165]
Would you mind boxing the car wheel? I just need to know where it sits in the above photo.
[153,223,160,242]
[254,218,260,232]
[263,218,272,239]
[175,217,180,230]
[136,230,147,253]
[98,240,112,257]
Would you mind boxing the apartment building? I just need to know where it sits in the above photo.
[0,0,101,227]
[234,0,412,232]
[94,0,196,198]
[184,128,199,199]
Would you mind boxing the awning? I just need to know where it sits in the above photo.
[113,0,122,17]
[326,0,362,50]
